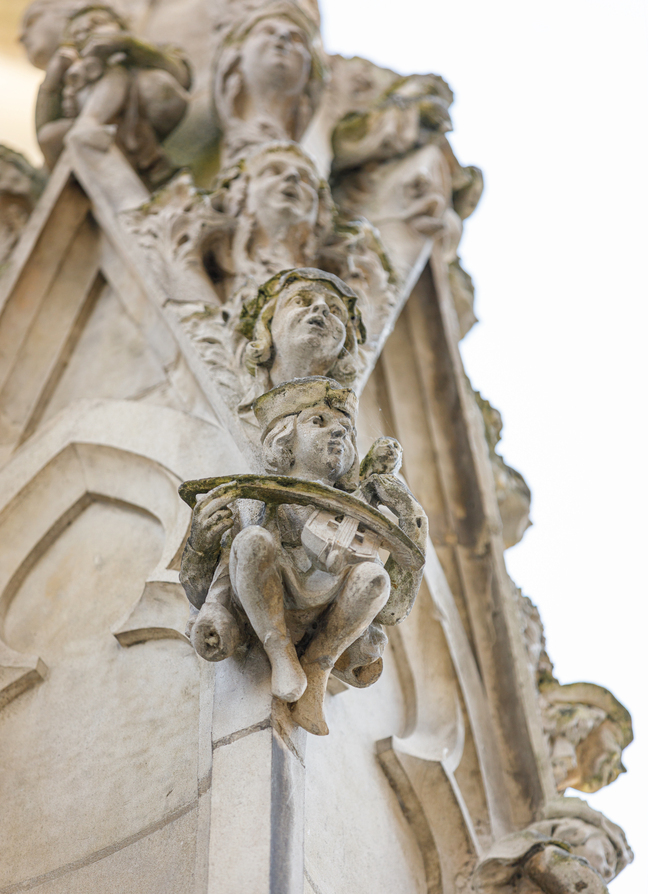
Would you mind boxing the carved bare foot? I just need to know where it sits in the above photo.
[290,663,330,736]
[264,634,307,703]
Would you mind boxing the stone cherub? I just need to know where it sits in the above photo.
[212,1,326,165]
[29,2,191,186]
[179,377,427,736]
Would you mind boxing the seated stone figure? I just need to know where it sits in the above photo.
[30,2,191,186]
[179,377,427,736]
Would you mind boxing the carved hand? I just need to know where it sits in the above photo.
[188,486,235,556]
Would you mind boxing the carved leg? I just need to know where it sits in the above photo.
[230,526,307,703]
[292,563,390,736]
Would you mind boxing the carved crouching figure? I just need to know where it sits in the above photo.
[179,378,427,736]
[30,2,190,186]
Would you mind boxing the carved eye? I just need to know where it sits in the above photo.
[311,415,325,426]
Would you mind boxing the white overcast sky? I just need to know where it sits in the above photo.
[319,0,648,889]
[1,0,646,888]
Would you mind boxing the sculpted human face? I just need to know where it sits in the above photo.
[271,282,348,375]
[368,438,402,475]
[240,16,311,95]
[246,151,319,232]
[576,720,624,791]
[291,407,356,482]
[368,143,448,231]
[20,6,68,68]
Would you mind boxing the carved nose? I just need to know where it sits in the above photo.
[311,299,329,316]
[284,170,299,184]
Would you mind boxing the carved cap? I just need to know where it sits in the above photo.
[253,376,358,439]
[238,267,367,345]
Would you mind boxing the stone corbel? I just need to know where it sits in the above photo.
[111,571,190,646]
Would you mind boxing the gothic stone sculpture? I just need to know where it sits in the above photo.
[179,377,427,735]
[472,797,633,893]
[235,268,366,412]
[30,2,191,186]
[212,1,325,165]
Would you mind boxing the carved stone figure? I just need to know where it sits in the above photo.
[518,591,634,794]
[472,798,632,892]
[29,2,191,186]
[331,73,483,334]
[179,377,427,735]
[212,1,325,165]
[476,392,532,549]
[0,146,47,271]
[235,268,366,413]
[540,682,633,794]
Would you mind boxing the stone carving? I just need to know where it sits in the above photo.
[331,73,482,335]
[212,1,326,165]
[519,592,633,793]
[179,377,427,735]
[0,146,47,271]
[125,142,397,386]
[476,392,532,549]
[472,797,632,892]
[29,1,191,186]
[234,268,365,408]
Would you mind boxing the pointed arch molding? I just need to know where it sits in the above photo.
[0,398,243,710]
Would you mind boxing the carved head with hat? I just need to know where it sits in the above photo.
[238,268,366,389]
[254,376,359,490]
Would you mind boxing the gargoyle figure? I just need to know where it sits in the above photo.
[178,377,427,735]
[212,0,326,165]
[518,592,633,794]
[472,798,633,893]
[29,2,191,186]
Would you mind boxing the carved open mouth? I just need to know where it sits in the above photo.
[306,315,326,329]
[281,185,299,200]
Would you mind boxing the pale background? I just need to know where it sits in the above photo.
[1,0,646,889]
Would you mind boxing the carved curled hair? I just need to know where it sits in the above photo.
[237,268,366,385]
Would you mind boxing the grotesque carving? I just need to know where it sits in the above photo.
[28,1,191,186]
[331,73,482,334]
[472,798,632,893]
[518,592,633,794]
[476,392,532,549]
[125,141,396,377]
[540,682,633,794]
[179,377,427,735]
[0,146,47,271]
[212,1,325,165]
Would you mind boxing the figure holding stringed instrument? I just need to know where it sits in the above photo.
[179,376,427,736]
